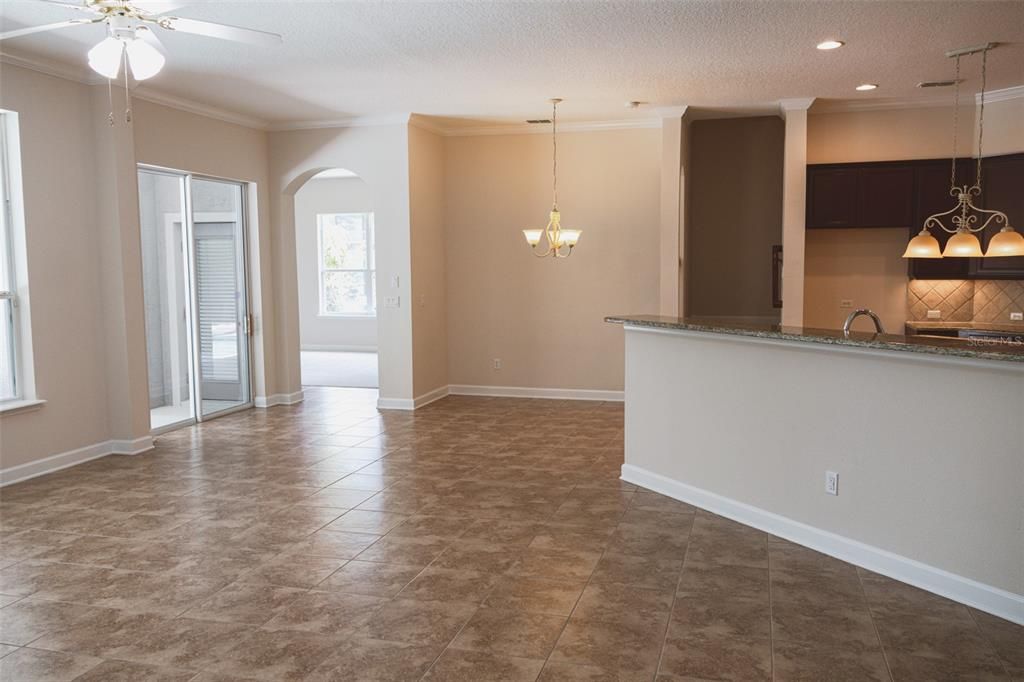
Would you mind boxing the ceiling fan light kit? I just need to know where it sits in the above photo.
[1,0,283,84]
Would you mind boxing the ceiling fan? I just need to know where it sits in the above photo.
[0,0,282,81]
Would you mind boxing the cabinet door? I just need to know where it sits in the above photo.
[859,166,915,227]
[909,161,970,279]
[807,167,859,228]
[970,154,1024,279]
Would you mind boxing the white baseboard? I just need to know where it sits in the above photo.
[376,397,414,410]
[448,384,623,402]
[621,463,1024,626]
[414,385,450,408]
[1,436,155,487]
[254,390,305,408]
[110,436,154,455]
[301,344,377,353]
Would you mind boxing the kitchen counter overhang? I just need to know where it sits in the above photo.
[606,315,1024,364]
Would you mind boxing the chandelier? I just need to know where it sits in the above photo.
[904,43,1024,259]
[522,99,582,258]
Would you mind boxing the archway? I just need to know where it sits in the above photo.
[292,168,379,391]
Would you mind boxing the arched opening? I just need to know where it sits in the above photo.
[292,168,379,393]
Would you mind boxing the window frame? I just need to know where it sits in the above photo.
[316,212,376,318]
[0,109,39,412]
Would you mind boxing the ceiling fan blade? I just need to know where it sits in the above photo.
[0,19,93,41]
[159,16,282,47]
[132,1,192,15]
[25,0,92,11]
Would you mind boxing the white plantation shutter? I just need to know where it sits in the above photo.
[195,232,239,382]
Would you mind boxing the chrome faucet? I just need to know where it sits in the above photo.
[843,308,885,335]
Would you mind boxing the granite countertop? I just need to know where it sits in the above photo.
[904,320,1024,332]
[605,315,1024,364]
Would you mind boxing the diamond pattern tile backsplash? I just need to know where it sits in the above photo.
[907,279,1024,323]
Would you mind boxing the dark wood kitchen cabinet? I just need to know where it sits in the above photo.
[806,162,914,229]
[808,153,1024,279]
[969,154,1024,279]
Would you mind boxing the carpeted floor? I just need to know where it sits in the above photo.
[300,351,378,388]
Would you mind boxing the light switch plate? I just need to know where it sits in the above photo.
[1011,312,1023,321]
[840,299,853,309]
[384,296,400,308]
[926,310,942,320]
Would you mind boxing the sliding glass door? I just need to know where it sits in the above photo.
[138,168,252,431]
[190,178,250,418]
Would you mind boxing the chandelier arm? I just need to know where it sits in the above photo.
[968,207,1009,234]
[924,202,969,234]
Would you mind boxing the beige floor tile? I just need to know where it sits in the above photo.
[451,607,568,659]
[423,648,545,681]
[318,560,423,598]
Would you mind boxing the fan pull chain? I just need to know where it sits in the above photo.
[123,49,133,124]
[106,77,115,127]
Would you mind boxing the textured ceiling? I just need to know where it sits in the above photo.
[1,0,1023,128]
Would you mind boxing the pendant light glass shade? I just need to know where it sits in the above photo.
[557,229,581,247]
[125,37,165,80]
[902,230,942,258]
[985,226,1024,257]
[522,229,543,247]
[942,230,984,257]
[88,36,124,79]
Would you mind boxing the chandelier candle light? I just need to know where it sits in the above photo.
[904,43,1024,259]
[523,98,582,258]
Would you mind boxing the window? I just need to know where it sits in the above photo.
[317,212,375,316]
[0,111,29,404]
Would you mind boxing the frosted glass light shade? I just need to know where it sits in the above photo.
[985,227,1024,257]
[558,229,581,247]
[943,230,984,257]
[522,229,543,247]
[88,37,124,79]
[902,230,942,258]
[125,38,165,80]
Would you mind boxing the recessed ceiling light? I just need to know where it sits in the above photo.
[817,40,845,50]
[855,83,878,91]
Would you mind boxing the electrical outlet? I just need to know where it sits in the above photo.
[825,471,839,496]
[926,310,942,320]
[1011,312,1023,321]
[493,359,502,370]
[840,299,854,309]
[390,275,400,288]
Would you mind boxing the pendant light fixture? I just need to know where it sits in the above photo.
[523,99,582,258]
[904,43,1024,259]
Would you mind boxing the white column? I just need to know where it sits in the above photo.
[658,107,688,317]
[779,99,814,327]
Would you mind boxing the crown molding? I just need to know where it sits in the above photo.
[977,85,1024,105]
[132,88,270,130]
[654,105,689,118]
[778,97,816,112]
[0,50,98,85]
[267,113,412,132]
[438,118,661,137]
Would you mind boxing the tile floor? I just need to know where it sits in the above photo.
[0,387,1021,681]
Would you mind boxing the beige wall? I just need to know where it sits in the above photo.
[804,228,909,332]
[687,116,783,321]
[294,176,378,351]
[0,64,111,470]
[408,124,448,399]
[444,127,661,392]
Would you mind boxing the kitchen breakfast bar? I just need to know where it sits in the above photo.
[607,315,1024,624]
